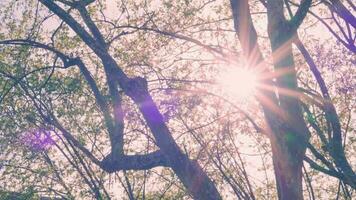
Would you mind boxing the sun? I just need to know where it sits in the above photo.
[217,67,258,101]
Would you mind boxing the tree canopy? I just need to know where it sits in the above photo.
[0,0,355,199]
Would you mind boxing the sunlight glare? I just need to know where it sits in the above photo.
[217,67,258,101]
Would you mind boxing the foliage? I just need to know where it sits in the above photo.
[0,0,354,199]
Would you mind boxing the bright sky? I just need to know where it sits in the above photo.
[0,0,351,199]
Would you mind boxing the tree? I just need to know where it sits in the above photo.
[230,0,355,198]
[0,0,354,199]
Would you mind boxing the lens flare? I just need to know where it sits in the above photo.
[217,67,258,101]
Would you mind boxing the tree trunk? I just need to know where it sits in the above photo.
[230,0,312,199]
[267,18,309,200]
[122,76,222,200]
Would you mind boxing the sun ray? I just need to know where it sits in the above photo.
[255,92,289,121]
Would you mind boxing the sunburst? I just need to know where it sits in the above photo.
[217,66,259,102]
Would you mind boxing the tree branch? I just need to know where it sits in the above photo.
[324,0,356,29]
[289,0,312,32]
[101,151,169,172]
[39,0,106,57]
[76,3,107,46]
[0,39,70,64]
[39,2,223,198]
[230,0,264,66]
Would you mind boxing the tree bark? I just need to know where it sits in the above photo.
[230,0,312,199]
